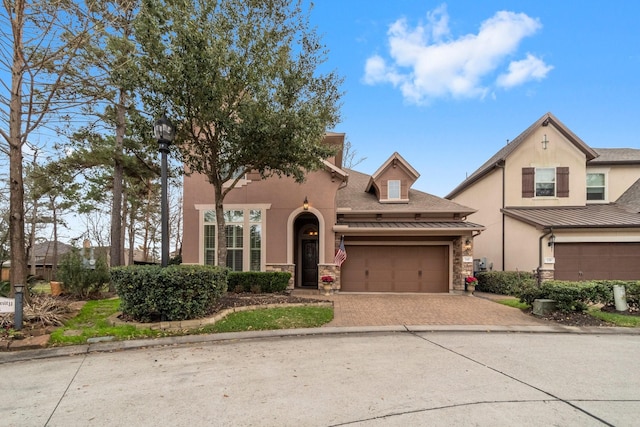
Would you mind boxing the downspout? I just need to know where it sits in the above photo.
[496,160,506,270]
[538,228,552,284]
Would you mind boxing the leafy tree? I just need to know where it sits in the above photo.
[135,0,343,267]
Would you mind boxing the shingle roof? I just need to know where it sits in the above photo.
[446,112,598,199]
[502,204,640,229]
[338,168,476,215]
[616,178,640,213]
[590,148,640,164]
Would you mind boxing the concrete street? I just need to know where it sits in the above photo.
[1,329,639,426]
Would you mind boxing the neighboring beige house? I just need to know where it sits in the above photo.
[182,133,483,292]
[446,112,640,281]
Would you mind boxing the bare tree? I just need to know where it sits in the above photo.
[342,138,366,169]
[0,0,91,293]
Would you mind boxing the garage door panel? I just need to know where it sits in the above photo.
[341,245,449,293]
[555,243,640,281]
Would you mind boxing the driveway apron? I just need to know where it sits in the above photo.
[299,292,547,327]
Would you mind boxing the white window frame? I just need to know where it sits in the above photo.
[586,169,608,203]
[196,204,270,271]
[535,167,556,197]
[388,179,401,200]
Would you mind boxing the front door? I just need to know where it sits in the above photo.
[301,239,318,287]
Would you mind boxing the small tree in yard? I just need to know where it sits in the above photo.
[135,0,343,268]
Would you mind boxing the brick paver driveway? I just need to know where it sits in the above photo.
[303,293,548,327]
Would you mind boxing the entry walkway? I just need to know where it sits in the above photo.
[295,291,548,327]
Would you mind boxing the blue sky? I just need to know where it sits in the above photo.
[308,1,640,197]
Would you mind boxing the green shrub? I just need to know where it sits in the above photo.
[227,271,291,293]
[111,264,228,322]
[58,248,110,298]
[517,280,640,312]
[475,271,536,296]
[0,281,9,297]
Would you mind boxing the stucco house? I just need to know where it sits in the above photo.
[182,133,483,292]
[446,112,640,281]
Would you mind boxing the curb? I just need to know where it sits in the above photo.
[2,323,639,364]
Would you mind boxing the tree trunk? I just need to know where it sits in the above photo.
[109,89,127,270]
[215,185,227,268]
[51,195,58,281]
[8,0,27,296]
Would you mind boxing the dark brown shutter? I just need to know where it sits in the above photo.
[557,167,569,197]
[522,167,534,198]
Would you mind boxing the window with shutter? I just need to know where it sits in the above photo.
[535,167,556,197]
[522,167,534,198]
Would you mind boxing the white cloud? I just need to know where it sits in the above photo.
[497,53,554,88]
[363,6,552,104]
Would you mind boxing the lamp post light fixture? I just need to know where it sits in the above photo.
[303,196,309,211]
[154,114,175,267]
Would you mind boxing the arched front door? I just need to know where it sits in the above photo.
[294,214,319,288]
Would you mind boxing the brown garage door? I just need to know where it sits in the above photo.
[340,245,449,292]
[554,243,640,281]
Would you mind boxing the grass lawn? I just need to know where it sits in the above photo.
[50,298,334,346]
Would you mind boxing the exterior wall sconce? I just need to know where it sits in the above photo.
[303,196,309,211]
[541,134,549,150]
[464,238,472,250]
[548,234,555,247]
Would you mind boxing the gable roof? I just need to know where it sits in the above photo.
[364,152,420,194]
[502,204,640,229]
[616,178,640,213]
[446,112,599,199]
[338,169,476,215]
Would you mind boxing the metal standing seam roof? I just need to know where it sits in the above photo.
[335,221,484,230]
[502,204,640,229]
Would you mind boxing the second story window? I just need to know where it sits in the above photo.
[535,168,556,197]
[586,173,605,201]
[388,180,401,199]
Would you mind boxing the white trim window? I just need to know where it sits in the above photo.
[388,179,401,199]
[203,208,263,271]
[535,167,556,197]
[586,172,606,201]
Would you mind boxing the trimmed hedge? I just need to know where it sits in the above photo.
[518,280,640,312]
[227,271,291,293]
[475,271,536,296]
[111,265,228,322]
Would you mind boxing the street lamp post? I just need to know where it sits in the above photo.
[154,114,175,267]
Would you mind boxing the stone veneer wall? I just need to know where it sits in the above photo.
[537,268,554,285]
[452,237,474,292]
[318,263,339,292]
[266,263,295,289]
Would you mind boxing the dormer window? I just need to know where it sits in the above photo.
[388,180,401,200]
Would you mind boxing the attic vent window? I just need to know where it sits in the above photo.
[388,180,401,199]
